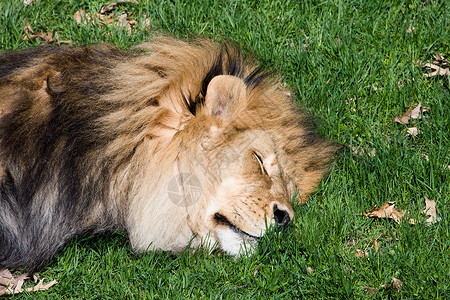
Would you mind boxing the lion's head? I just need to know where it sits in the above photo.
[175,75,295,255]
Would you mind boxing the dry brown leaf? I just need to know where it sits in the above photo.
[351,146,376,157]
[39,31,53,42]
[373,239,380,252]
[22,25,70,44]
[406,127,419,137]
[395,103,430,124]
[410,103,430,118]
[363,277,402,295]
[117,13,132,33]
[74,10,86,25]
[422,54,450,77]
[12,273,29,292]
[380,277,403,292]
[355,249,369,258]
[364,198,441,226]
[100,0,139,14]
[23,0,37,6]
[253,264,261,277]
[101,3,119,14]
[23,23,33,34]
[391,277,402,292]
[423,63,450,77]
[141,14,151,31]
[0,270,57,296]
[363,286,378,295]
[75,1,141,35]
[363,202,406,223]
[423,196,441,225]
[22,24,34,40]
[0,269,13,286]
[57,39,73,44]
[74,10,105,26]
[27,279,58,293]
[422,154,450,170]
[406,23,415,33]
[355,238,380,258]
[395,114,410,124]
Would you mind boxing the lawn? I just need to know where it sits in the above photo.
[1,0,449,298]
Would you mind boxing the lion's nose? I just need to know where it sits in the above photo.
[273,204,291,227]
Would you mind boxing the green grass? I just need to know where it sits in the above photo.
[1,0,449,298]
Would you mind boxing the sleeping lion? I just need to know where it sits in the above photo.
[0,36,336,272]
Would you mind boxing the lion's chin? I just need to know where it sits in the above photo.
[215,228,259,256]
[213,213,261,256]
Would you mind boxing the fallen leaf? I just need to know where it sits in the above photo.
[22,24,70,44]
[406,23,415,33]
[117,12,132,33]
[410,103,430,118]
[363,286,378,295]
[380,277,403,292]
[75,4,140,36]
[406,127,419,137]
[355,248,369,257]
[423,63,449,77]
[373,239,380,252]
[363,277,402,295]
[27,279,58,293]
[253,264,261,277]
[355,238,380,258]
[422,54,450,77]
[350,146,376,157]
[0,269,13,286]
[395,103,430,124]
[23,23,33,34]
[141,14,151,30]
[99,0,139,13]
[363,202,406,223]
[101,2,119,14]
[74,10,105,26]
[391,277,402,292]
[12,273,28,293]
[74,10,86,25]
[39,31,53,43]
[422,154,450,170]
[0,269,57,296]
[57,39,73,45]
[23,0,37,6]
[423,196,441,225]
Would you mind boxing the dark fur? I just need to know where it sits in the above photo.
[0,45,127,272]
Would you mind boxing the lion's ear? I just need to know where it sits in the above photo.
[203,75,247,119]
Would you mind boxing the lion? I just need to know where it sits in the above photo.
[0,36,336,272]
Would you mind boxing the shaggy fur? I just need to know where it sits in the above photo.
[0,36,336,272]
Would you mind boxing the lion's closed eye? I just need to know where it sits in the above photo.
[253,151,268,176]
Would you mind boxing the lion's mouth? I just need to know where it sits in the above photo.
[213,213,260,240]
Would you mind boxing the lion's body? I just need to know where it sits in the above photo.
[0,37,335,272]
